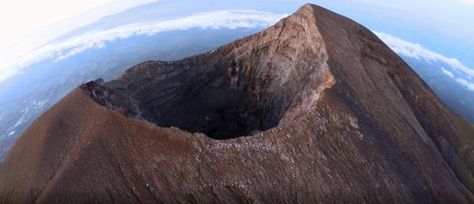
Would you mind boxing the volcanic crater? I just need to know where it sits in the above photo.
[84,53,331,140]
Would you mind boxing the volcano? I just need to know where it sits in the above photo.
[1,4,474,203]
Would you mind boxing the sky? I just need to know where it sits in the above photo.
[0,0,473,83]
[0,0,109,48]
[0,0,158,77]
[314,0,474,67]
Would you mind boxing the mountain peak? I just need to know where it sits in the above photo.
[1,4,473,203]
[294,3,318,18]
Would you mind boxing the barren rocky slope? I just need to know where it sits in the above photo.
[1,4,474,203]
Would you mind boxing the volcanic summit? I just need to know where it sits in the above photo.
[1,4,473,203]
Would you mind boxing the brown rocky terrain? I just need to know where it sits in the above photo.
[1,3,474,203]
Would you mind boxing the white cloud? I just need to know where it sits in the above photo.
[0,0,158,49]
[0,0,159,83]
[375,32,474,78]
[455,78,474,91]
[0,0,110,48]
[441,67,455,78]
[0,10,287,83]
[375,31,474,92]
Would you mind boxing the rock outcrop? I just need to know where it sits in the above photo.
[1,4,474,203]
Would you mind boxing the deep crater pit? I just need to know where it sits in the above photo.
[85,58,318,140]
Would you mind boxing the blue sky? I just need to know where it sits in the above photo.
[311,0,474,68]
[0,0,473,81]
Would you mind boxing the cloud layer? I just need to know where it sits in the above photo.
[375,32,474,78]
[375,31,474,91]
[441,67,455,78]
[456,78,474,91]
[0,10,287,83]
[0,0,160,81]
[3,11,473,93]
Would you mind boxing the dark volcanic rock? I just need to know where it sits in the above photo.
[1,4,474,203]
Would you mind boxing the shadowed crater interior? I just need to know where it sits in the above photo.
[84,55,319,139]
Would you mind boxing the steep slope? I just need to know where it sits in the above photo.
[1,4,474,203]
